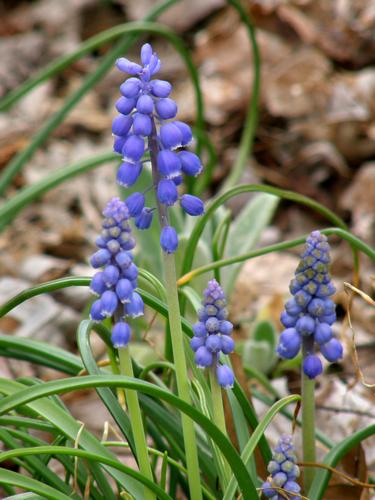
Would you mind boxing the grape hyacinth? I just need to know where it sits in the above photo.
[262,435,301,500]
[190,279,235,388]
[89,197,143,347]
[112,43,205,253]
[276,231,343,378]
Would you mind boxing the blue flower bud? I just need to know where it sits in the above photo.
[160,225,178,254]
[148,54,160,75]
[280,311,298,328]
[178,151,202,176]
[90,249,111,268]
[125,192,145,217]
[267,461,281,474]
[157,179,178,206]
[100,290,118,317]
[133,113,152,136]
[273,472,288,487]
[307,298,326,317]
[113,135,126,154]
[303,354,323,378]
[205,304,218,316]
[116,58,142,75]
[150,79,172,97]
[205,317,219,333]
[284,298,303,316]
[160,123,183,149]
[125,292,144,318]
[116,278,134,303]
[192,322,207,338]
[90,299,105,322]
[320,313,336,325]
[216,365,234,388]
[294,290,312,307]
[284,480,301,494]
[221,335,235,354]
[90,272,107,295]
[112,321,131,347]
[155,98,177,119]
[190,336,205,352]
[320,338,343,362]
[135,208,154,229]
[157,150,181,178]
[115,251,133,269]
[116,161,142,188]
[174,121,192,145]
[102,265,120,287]
[262,481,277,497]
[122,135,144,162]
[106,239,121,254]
[115,96,136,115]
[136,94,154,114]
[180,194,204,216]
[122,263,139,281]
[296,315,315,336]
[205,334,222,352]
[195,346,213,368]
[314,322,332,344]
[277,328,301,359]
[219,320,233,335]
[112,114,133,136]
[120,78,141,97]
[141,43,153,65]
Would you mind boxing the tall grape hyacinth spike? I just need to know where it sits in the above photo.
[89,197,143,347]
[113,43,204,253]
[190,279,235,388]
[276,231,343,378]
[262,435,301,500]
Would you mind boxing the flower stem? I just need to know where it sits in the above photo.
[209,366,231,488]
[162,254,203,500]
[118,347,155,500]
[301,338,316,493]
[148,118,202,500]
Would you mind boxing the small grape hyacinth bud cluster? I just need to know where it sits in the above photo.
[112,43,204,253]
[89,197,144,348]
[276,231,343,379]
[262,435,301,500]
[190,280,235,388]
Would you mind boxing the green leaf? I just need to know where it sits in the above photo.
[0,469,71,500]
[0,447,172,500]
[180,185,348,283]
[0,153,118,231]
[222,193,278,293]
[223,394,301,500]
[0,428,76,497]
[0,375,257,500]
[0,378,142,499]
[308,424,375,500]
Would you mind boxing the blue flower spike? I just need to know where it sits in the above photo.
[89,197,144,348]
[190,279,235,388]
[113,43,205,253]
[276,231,343,378]
[262,435,301,500]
